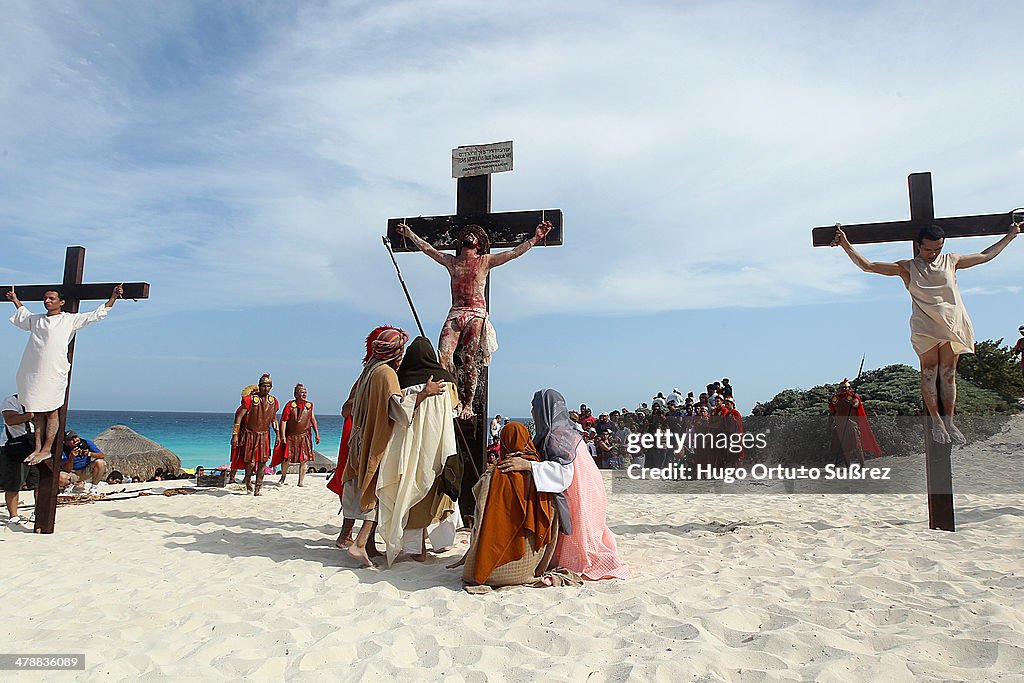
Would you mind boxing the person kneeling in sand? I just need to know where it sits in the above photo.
[493,389,629,581]
[449,422,559,587]
[59,431,106,495]
[341,327,445,568]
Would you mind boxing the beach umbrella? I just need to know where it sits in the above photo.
[92,425,182,481]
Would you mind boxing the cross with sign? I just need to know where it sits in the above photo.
[1,246,149,534]
[385,142,563,516]
[812,172,1021,532]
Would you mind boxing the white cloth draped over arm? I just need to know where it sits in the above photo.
[532,460,574,493]
[388,390,417,427]
[9,307,32,330]
[72,305,109,331]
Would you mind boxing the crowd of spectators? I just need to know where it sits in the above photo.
[566,378,744,470]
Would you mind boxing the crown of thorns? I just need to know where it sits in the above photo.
[454,224,490,253]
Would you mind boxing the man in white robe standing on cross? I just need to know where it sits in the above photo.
[6,284,122,465]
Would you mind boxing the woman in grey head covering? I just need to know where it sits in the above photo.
[529,388,579,534]
[531,388,581,467]
[497,388,630,580]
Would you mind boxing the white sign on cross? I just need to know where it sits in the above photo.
[452,140,513,178]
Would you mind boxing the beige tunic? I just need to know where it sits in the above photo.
[900,253,974,356]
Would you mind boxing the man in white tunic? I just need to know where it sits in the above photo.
[6,285,122,464]
[832,220,1019,444]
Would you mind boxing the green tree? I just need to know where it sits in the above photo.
[957,338,1024,404]
[750,363,1018,463]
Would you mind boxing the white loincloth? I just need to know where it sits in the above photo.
[445,306,499,367]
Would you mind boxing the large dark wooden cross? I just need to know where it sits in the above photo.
[386,173,563,516]
[1,246,149,534]
[812,172,1017,531]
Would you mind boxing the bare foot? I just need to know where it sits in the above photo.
[946,421,967,446]
[297,482,304,487]
[278,478,286,485]
[930,423,952,444]
[348,545,376,568]
[335,533,353,549]
[367,544,383,559]
[410,552,427,562]
[446,553,467,569]
[244,480,253,494]
[23,451,51,466]
[254,484,262,496]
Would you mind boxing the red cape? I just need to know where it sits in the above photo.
[326,415,352,502]
[270,441,287,469]
[830,392,883,458]
[229,405,246,470]
[730,409,745,462]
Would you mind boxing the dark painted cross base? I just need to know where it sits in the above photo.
[924,394,955,532]
[1,246,149,534]
[812,172,1018,532]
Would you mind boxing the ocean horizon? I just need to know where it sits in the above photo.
[66,409,345,471]
[65,410,527,471]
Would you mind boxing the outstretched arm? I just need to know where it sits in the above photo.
[955,220,1020,269]
[396,224,453,268]
[489,221,553,268]
[104,284,123,308]
[830,225,906,277]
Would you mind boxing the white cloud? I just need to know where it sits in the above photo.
[1,0,1022,322]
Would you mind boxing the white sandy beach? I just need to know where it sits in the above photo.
[3,419,1024,682]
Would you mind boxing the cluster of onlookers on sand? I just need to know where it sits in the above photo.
[490,378,744,470]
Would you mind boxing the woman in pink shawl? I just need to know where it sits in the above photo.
[497,388,629,581]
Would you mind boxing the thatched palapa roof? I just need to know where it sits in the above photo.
[310,450,336,470]
[92,425,181,481]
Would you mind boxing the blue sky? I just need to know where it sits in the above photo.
[1,1,1022,416]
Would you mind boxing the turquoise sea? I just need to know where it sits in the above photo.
[66,410,345,471]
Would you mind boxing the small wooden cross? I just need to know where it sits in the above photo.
[2,246,149,534]
[812,172,1018,531]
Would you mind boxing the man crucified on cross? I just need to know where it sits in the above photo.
[6,284,123,465]
[831,219,1020,445]
[396,220,553,420]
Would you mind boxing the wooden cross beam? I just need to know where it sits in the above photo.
[1,246,149,534]
[386,173,563,519]
[812,172,1019,532]
[812,174,1017,246]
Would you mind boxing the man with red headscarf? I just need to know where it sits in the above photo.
[341,326,446,567]
[829,379,883,467]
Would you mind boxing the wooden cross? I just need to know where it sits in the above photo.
[386,173,563,515]
[1,246,149,534]
[812,172,1018,531]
